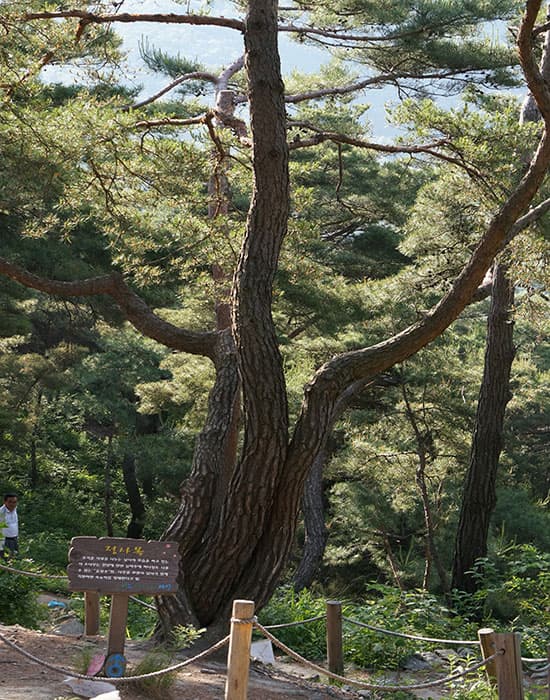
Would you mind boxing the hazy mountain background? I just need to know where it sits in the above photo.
[42,0,400,136]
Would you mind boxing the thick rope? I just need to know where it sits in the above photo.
[1,563,157,611]
[0,561,66,579]
[262,615,326,629]
[342,616,480,646]
[0,628,229,683]
[254,621,501,692]
[231,616,258,625]
[128,595,157,610]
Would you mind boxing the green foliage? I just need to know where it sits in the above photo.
[452,544,550,657]
[293,0,520,94]
[257,587,328,660]
[139,37,211,97]
[492,488,550,551]
[126,597,159,640]
[260,585,479,669]
[339,586,479,669]
[0,564,42,628]
[26,529,78,570]
[0,0,548,653]
[126,651,177,698]
[167,624,205,650]
[447,680,497,700]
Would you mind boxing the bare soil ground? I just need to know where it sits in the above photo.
[0,623,364,700]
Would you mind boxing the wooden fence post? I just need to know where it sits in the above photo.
[84,591,100,636]
[107,593,129,657]
[225,599,254,700]
[494,632,524,700]
[326,600,344,679]
[478,627,497,686]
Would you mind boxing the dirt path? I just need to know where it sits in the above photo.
[0,624,362,700]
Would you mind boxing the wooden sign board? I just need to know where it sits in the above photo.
[67,536,180,595]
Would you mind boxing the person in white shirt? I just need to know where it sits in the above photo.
[0,493,19,558]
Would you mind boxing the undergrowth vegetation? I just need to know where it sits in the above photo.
[260,543,550,668]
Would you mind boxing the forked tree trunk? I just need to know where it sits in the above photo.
[158,0,291,630]
[451,263,515,592]
[58,0,550,633]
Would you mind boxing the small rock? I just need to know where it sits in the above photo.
[457,646,478,658]
[63,677,117,698]
[401,652,432,671]
[53,618,85,636]
[420,651,443,666]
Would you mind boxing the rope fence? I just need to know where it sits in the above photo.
[0,557,548,699]
[342,615,481,646]
[255,619,501,692]
[262,614,325,629]
[0,560,66,579]
[0,627,229,683]
[0,599,547,699]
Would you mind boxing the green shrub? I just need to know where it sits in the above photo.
[0,563,42,628]
[259,585,479,670]
[258,586,327,660]
[453,544,550,658]
[126,596,158,640]
[126,651,176,698]
[25,529,72,569]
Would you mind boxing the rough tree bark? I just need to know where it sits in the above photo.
[292,378,371,591]
[451,262,515,592]
[293,454,329,592]
[1,0,550,633]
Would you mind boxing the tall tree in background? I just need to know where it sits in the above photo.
[452,7,550,591]
[1,0,550,634]
[452,262,516,592]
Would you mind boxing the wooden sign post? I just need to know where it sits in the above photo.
[67,536,180,675]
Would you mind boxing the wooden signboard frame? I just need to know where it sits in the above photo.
[67,537,180,664]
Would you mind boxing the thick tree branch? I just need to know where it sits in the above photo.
[133,114,209,129]
[124,57,246,112]
[287,122,483,177]
[277,22,439,45]
[285,0,550,481]
[23,10,245,31]
[218,55,246,90]
[284,68,503,104]
[123,71,218,111]
[0,258,218,358]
